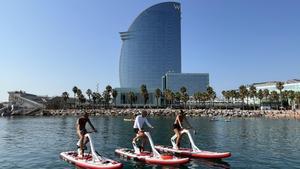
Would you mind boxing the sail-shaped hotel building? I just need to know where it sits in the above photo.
[116,2,209,106]
[119,2,181,89]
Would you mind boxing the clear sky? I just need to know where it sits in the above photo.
[1,0,300,101]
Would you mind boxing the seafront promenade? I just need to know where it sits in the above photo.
[38,108,300,120]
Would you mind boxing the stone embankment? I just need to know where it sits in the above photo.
[40,108,300,119]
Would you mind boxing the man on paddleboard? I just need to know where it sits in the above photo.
[132,110,154,152]
[172,110,193,149]
[76,112,97,157]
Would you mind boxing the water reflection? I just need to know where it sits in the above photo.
[1,117,300,169]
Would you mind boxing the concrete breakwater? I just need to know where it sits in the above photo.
[40,108,300,119]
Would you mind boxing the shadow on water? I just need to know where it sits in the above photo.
[189,158,231,169]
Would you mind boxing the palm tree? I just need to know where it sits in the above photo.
[103,90,111,109]
[276,82,284,108]
[222,90,230,110]
[128,91,135,108]
[211,91,216,107]
[95,92,102,106]
[180,86,187,94]
[86,89,92,102]
[92,92,97,105]
[181,93,189,108]
[288,90,295,109]
[200,92,209,108]
[180,86,188,108]
[155,88,161,108]
[78,94,86,108]
[106,85,112,93]
[76,89,82,97]
[257,89,264,109]
[175,92,181,103]
[72,86,78,108]
[239,85,248,110]
[62,91,69,109]
[164,89,173,108]
[140,84,149,107]
[295,92,300,109]
[104,85,112,108]
[206,86,214,109]
[76,89,82,108]
[229,90,237,104]
[194,92,201,108]
[282,90,289,108]
[171,92,175,107]
[249,85,257,110]
[263,89,270,106]
[112,89,118,107]
[270,91,279,109]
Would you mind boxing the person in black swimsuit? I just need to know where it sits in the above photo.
[76,112,97,157]
[173,110,192,149]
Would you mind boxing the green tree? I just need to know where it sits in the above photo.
[295,92,300,108]
[128,91,135,108]
[194,92,201,108]
[103,85,112,108]
[164,89,174,108]
[181,93,189,108]
[112,89,118,107]
[92,92,97,105]
[270,91,279,109]
[62,91,69,109]
[76,89,82,108]
[249,85,257,110]
[78,94,86,108]
[140,84,149,107]
[276,82,284,108]
[86,89,92,102]
[175,92,181,103]
[229,90,237,103]
[180,86,187,94]
[106,85,112,93]
[257,89,264,108]
[206,86,215,109]
[200,92,209,108]
[95,92,102,106]
[72,86,78,108]
[103,90,111,109]
[180,86,188,108]
[263,89,270,107]
[76,89,82,97]
[239,85,248,110]
[288,90,295,109]
[222,90,230,110]
[155,88,161,108]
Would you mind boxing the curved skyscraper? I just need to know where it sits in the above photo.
[119,2,181,89]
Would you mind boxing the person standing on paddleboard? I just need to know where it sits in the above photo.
[132,110,154,152]
[173,110,193,149]
[76,112,97,157]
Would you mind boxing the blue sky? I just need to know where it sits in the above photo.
[1,0,300,101]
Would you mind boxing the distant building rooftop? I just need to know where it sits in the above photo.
[251,79,300,87]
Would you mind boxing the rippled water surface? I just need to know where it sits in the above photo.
[0,116,299,169]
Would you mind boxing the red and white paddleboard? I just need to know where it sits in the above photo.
[155,145,231,159]
[60,151,123,169]
[115,148,189,165]
[155,129,231,159]
[60,133,122,169]
[115,132,189,166]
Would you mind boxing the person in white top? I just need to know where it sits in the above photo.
[132,110,154,151]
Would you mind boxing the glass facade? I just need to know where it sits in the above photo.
[119,2,181,89]
[162,73,209,95]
